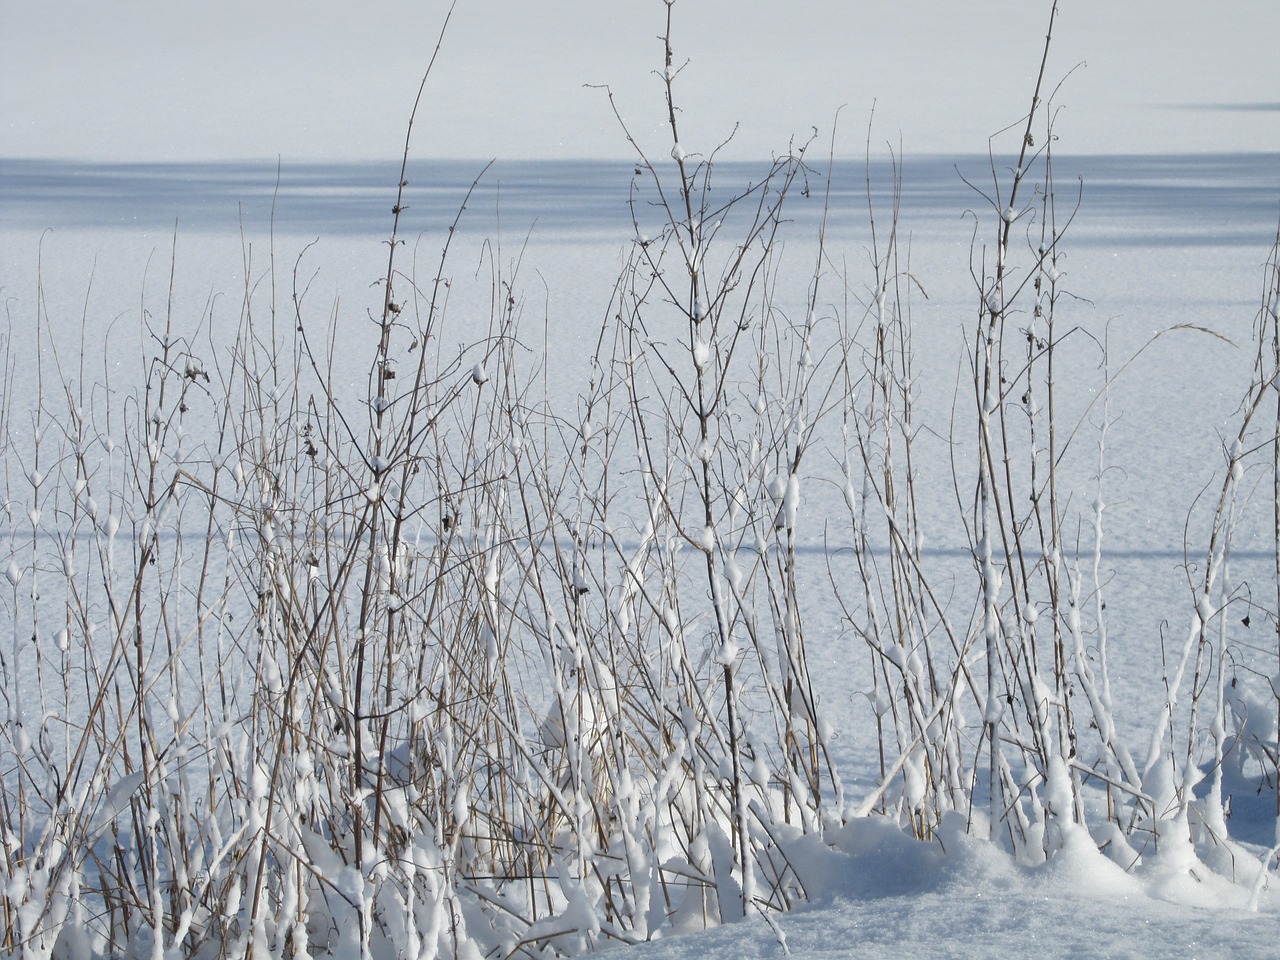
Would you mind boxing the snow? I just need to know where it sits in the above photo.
[630,887,1278,960]
[3,3,1280,959]
[619,816,1279,958]
[4,2,1280,161]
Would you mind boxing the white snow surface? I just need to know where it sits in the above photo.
[3,4,1280,958]
[3,1,1280,162]
[632,888,1278,960]
[3,149,1279,960]
[627,819,1280,959]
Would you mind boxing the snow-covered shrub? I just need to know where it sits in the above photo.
[2,1,1278,957]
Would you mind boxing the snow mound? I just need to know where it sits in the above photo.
[630,816,1279,959]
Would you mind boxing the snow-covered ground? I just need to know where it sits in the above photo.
[4,2,1280,957]
[628,819,1280,959]
[5,1,1280,161]
[4,146,1278,960]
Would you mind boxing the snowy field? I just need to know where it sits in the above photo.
[4,153,1279,960]
[4,2,1280,958]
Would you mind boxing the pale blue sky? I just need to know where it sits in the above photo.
[2,0,1277,161]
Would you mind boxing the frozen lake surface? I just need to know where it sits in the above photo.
[4,149,1279,777]
[3,150,1280,957]
[5,150,1278,621]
